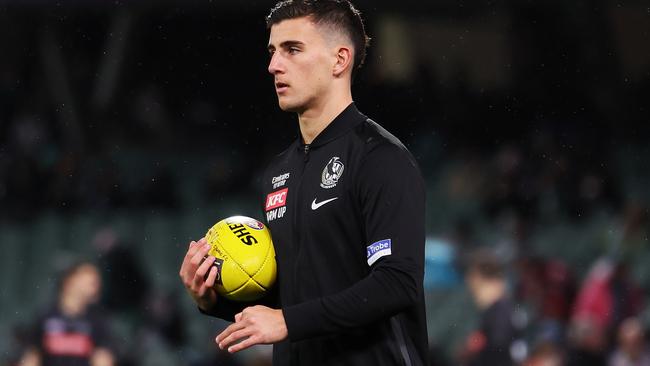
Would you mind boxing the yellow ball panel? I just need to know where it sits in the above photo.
[252,244,276,289]
[217,218,271,276]
[223,278,267,302]
[204,215,277,302]
[218,249,250,294]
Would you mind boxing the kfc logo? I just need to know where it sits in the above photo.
[266,188,288,211]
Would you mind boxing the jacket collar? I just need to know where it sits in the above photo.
[297,102,366,149]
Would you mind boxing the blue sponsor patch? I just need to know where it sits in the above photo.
[366,239,392,266]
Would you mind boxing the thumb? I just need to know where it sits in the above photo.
[234,312,243,323]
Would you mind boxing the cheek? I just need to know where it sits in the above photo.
[300,55,331,82]
[308,66,331,91]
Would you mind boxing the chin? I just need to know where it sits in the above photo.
[278,98,305,113]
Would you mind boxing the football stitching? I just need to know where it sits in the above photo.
[211,225,273,291]
[249,231,272,279]
[211,236,250,287]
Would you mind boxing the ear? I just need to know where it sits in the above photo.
[332,46,353,77]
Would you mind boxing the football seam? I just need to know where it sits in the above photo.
[213,237,252,285]
[248,234,272,281]
[214,230,272,283]
[227,275,268,295]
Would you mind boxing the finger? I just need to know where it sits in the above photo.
[194,256,216,282]
[180,241,197,271]
[216,321,247,345]
[228,335,260,354]
[190,243,212,268]
[234,312,243,323]
[197,266,218,297]
[180,240,201,271]
[185,240,200,258]
[218,328,253,350]
[181,244,212,286]
[204,266,218,288]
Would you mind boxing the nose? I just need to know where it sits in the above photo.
[268,52,284,75]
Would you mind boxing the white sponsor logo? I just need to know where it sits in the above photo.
[266,206,287,222]
[272,172,290,189]
[311,197,338,210]
[320,157,344,189]
[366,239,392,266]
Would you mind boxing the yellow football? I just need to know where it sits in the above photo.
[205,216,276,301]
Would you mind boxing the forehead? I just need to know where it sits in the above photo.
[268,17,324,46]
[76,264,99,278]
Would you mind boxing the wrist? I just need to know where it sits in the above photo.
[277,308,288,337]
[196,292,217,312]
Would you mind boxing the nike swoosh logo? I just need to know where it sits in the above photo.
[311,197,338,210]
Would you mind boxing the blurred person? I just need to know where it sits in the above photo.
[516,257,576,344]
[524,341,565,366]
[566,316,607,366]
[572,258,644,343]
[180,0,429,365]
[93,228,151,314]
[19,261,115,366]
[609,317,650,366]
[138,290,186,349]
[461,248,522,366]
[612,202,650,265]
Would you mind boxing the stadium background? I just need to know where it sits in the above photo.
[1,0,649,365]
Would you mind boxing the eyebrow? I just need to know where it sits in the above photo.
[267,40,305,52]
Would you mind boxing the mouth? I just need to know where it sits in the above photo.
[275,82,289,94]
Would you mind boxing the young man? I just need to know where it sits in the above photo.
[179,1,428,364]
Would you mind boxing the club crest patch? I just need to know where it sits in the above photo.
[321,157,345,189]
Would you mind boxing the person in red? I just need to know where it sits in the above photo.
[568,258,644,366]
[19,262,114,366]
[572,258,644,339]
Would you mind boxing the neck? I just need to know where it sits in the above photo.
[298,86,352,145]
[59,293,85,317]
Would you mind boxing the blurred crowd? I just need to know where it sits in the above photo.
[451,249,649,366]
[421,128,650,365]
[5,229,272,366]
[4,227,649,366]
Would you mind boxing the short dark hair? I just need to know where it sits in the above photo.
[266,0,370,78]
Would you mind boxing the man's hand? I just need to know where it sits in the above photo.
[179,237,219,312]
[216,305,288,353]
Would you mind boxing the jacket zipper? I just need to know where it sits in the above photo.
[292,143,310,301]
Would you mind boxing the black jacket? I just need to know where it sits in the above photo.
[206,103,428,366]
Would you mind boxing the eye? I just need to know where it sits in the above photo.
[288,47,300,55]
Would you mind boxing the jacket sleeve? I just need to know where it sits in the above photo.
[282,142,426,340]
[199,285,280,321]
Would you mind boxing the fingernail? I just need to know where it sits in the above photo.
[204,243,211,250]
